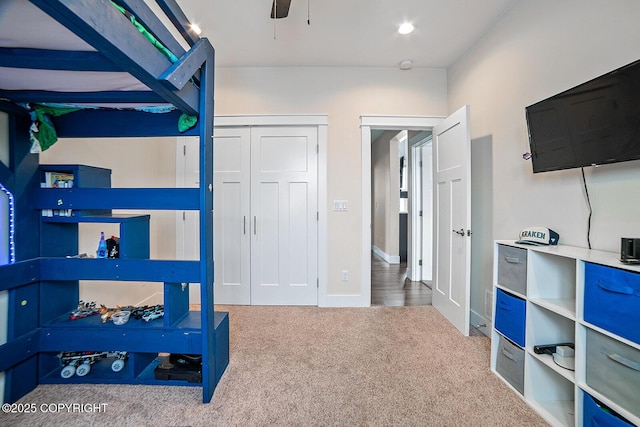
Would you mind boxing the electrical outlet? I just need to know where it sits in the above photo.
[341,270,349,282]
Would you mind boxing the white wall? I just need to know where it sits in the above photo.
[40,137,178,307]
[448,0,640,325]
[371,130,401,262]
[372,131,390,256]
[215,67,448,297]
[39,68,447,304]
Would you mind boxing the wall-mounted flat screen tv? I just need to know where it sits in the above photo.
[526,59,640,173]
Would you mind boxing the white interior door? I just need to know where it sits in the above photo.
[250,127,318,305]
[420,144,433,282]
[214,128,251,304]
[432,105,471,336]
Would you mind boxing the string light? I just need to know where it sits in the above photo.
[0,182,15,264]
[190,23,202,36]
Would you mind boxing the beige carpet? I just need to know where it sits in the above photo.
[3,306,547,426]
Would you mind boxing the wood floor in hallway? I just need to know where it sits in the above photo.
[371,252,432,306]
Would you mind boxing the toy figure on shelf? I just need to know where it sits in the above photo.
[69,300,100,320]
[142,305,164,322]
[106,235,120,258]
[58,350,128,378]
[98,305,130,324]
[98,304,115,323]
[131,304,164,322]
[98,304,164,323]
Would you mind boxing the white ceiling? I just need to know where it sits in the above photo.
[175,0,517,68]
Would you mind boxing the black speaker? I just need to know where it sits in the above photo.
[620,238,640,264]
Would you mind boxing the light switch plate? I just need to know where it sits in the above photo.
[333,200,348,211]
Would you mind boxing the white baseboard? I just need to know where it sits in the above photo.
[372,246,400,264]
[319,294,370,307]
[470,309,491,337]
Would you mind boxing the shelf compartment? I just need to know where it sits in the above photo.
[586,328,640,419]
[40,164,111,187]
[495,289,526,347]
[582,391,636,427]
[38,352,202,387]
[494,332,525,394]
[42,214,150,259]
[39,311,203,355]
[584,262,640,345]
[527,297,575,320]
[528,349,575,384]
[526,303,575,355]
[496,244,527,295]
[35,188,200,211]
[525,355,575,427]
[39,258,200,283]
[39,164,111,217]
[527,251,576,318]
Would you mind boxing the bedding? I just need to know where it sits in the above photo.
[0,0,198,151]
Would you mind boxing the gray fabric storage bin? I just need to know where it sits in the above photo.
[496,334,525,395]
[586,328,640,419]
[497,245,527,295]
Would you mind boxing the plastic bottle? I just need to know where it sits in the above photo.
[97,231,107,259]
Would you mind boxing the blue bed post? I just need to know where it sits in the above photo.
[199,40,218,403]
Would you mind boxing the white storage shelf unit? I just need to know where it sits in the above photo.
[491,241,640,427]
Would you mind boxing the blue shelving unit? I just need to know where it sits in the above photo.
[0,0,227,404]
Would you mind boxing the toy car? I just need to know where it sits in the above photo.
[142,305,164,322]
[69,300,100,320]
[58,350,128,378]
[129,304,164,322]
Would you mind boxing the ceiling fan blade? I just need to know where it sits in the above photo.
[270,0,292,19]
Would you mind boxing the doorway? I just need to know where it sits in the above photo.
[361,116,443,307]
[369,128,433,306]
[361,109,472,335]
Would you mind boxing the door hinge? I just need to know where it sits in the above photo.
[419,210,423,217]
[182,211,186,221]
[317,211,319,221]
[183,144,186,156]
[418,260,422,266]
[419,160,422,167]
[316,144,319,154]
[317,278,319,288]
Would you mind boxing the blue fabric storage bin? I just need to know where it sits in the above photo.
[495,288,526,347]
[584,262,640,345]
[583,392,634,427]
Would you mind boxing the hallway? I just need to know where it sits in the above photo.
[371,253,432,306]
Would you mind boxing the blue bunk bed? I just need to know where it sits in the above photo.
[0,0,227,403]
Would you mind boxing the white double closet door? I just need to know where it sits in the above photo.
[214,126,318,305]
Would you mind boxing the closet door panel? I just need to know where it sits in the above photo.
[213,128,251,305]
[250,127,318,305]
[255,181,280,286]
[289,182,309,286]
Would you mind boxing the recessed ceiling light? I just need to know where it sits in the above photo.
[398,22,414,35]
[399,59,413,70]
